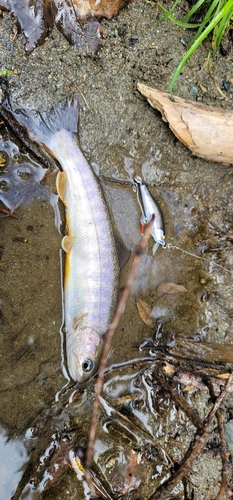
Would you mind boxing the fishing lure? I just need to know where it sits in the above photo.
[134,175,166,254]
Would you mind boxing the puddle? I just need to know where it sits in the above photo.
[0,126,232,499]
[0,428,29,498]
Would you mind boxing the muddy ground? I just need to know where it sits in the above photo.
[0,1,233,499]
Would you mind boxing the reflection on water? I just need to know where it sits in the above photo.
[0,138,61,230]
[0,428,28,498]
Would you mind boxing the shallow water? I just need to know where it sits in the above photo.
[0,428,28,498]
[0,1,233,497]
[1,124,232,499]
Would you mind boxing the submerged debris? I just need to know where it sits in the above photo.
[11,362,233,499]
[0,0,129,53]
[136,298,155,328]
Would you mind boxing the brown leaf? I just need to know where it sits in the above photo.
[182,385,197,392]
[163,361,175,376]
[216,373,231,379]
[136,298,155,328]
[137,83,233,165]
[156,282,188,296]
[110,449,144,495]
[38,439,72,492]
[0,0,129,53]
[121,449,143,494]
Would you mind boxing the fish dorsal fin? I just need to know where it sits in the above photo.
[56,171,67,206]
[62,235,76,253]
[115,237,131,269]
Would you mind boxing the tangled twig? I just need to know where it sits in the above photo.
[149,371,233,500]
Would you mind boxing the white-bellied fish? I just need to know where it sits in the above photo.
[134,174,166,254]
[10,96,120,383]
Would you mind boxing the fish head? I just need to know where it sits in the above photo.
[67,326,103,383]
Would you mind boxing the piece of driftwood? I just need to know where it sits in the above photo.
[137,83,233,165]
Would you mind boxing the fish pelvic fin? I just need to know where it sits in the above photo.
[11,95,79,155]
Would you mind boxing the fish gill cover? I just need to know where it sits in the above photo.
[0,0,129,53]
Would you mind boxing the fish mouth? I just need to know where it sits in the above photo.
[66,327,103,383]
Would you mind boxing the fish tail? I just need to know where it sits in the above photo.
[11,95,79,152]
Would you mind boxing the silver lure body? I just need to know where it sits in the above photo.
[134,175,166,253]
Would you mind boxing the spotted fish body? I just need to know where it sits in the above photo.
[12,96,120,383]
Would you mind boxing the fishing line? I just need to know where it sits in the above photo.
[166,243,231,274]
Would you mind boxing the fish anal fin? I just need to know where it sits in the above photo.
[62,235,76,253]
[56,171,67,206]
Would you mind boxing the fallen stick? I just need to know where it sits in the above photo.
[84,217,155,495]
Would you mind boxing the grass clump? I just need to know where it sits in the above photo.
[154,0,233,96]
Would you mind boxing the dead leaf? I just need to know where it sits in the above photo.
[0,0,129,53]
[162,361,175,376]
[110,449,144,495]
[36,439,73,492]
[156,282,188,296]
[182,385,197,392]
[136,298,155,328]
[137,83,233,165]
[216,373,231,379]
[120,449,143,495]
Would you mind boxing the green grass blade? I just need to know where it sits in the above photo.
[155,4,201,29]
[214,8,233,51]
[189,0,223,44]
[169,0,233,96]
[183,0,207,22]
[150,0,181,27]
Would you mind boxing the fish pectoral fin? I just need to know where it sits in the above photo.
[56,171,67,206]
[72,313,88,330]
[62,235,76,253]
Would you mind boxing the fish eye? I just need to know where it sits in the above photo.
[82,358,95,373]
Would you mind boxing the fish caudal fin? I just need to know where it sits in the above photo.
[10,95,79,154]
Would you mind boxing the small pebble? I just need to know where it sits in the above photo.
[180,36,187,46]
[222,79,231,91]
[129,37,138,46]
[189,86,198,96]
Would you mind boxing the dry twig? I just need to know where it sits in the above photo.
[154,368,204,431]
[206,372,233,426]
[84,217,155,495]
[207,375,233,500]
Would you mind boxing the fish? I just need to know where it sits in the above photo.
[134,174,166,254]
[10,95,120,383]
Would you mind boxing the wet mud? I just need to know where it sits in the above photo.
[0,0,233,498]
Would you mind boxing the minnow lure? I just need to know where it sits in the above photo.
[134,175,166,254]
